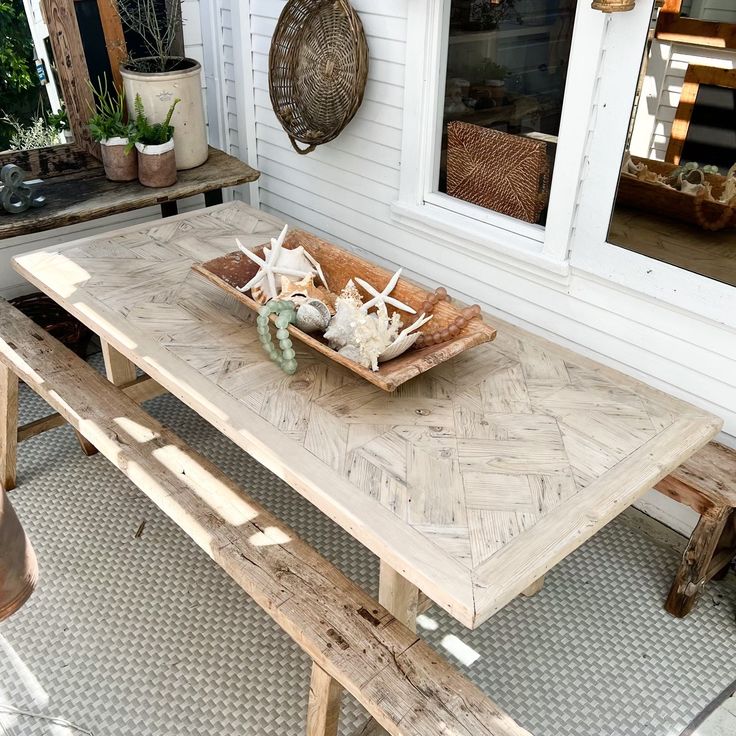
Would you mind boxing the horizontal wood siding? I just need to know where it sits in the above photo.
[242,3,736,537]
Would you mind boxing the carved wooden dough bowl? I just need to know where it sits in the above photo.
[193,229,497,391]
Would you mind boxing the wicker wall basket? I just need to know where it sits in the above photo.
[269,0,369,155]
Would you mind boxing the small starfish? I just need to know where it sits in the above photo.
[237,225,311,297]
[355,269,416,314]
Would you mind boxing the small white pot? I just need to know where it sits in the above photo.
[135,139,175,156]
[121,58,207,170]
[101,136,129,147]
[135,138,177,188]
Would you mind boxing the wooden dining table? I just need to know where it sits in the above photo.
[11,201,721,632]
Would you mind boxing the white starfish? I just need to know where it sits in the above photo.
[355,269,416,314]
[237,225,311,297]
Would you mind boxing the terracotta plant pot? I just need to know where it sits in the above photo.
[136,140,177,188]
[0,490,38,621]
[100,137,138,182]
[485,79,506,101]
[121,58,208,170]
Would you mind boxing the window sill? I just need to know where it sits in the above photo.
[390,199,571,290]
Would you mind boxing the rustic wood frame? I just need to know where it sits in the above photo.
[97,0,127,93]
[665,64,736,165]
[0,0,98,176]
[0,0,130,177]
[656,0,736,51]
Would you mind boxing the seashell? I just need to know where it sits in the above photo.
[622,153,643,176]
[377,332,421,362]
[240,224,329,303]
[378,313,433,363]
[295,299,331,333]
[678,169,705,196]
[275,274,334,311]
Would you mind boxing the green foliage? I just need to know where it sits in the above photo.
[2,113,63,149]
[88,78,131,142]
[480,59,509,81]
[0,0,34,98]
[0,0,45,149]
[126,94,179,151]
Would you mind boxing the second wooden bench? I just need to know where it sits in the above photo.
[656,441,736,617]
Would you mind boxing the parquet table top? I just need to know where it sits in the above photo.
[12,202,721,628]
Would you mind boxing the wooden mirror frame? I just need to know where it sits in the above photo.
[656,0,736,51]
[0,0,102,177]
[666,64,736,164]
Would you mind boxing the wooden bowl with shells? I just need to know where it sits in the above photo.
[193,228,496,392]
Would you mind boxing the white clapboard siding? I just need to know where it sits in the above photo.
[236,1,736,538]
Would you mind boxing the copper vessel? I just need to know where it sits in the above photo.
[0,490,38,621]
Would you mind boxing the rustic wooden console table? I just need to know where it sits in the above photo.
[0,147,259,240]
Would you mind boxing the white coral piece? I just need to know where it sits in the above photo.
[353,304,402,371]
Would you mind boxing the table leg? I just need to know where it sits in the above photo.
[101,340,138,386]
[379,560,420,632]
[160,201,179,218]
[0,366,18,492]
[522,575,545,597]
[306,663,342,736]
[204,188,224,207]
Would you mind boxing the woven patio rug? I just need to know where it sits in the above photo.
[1,358,734,736]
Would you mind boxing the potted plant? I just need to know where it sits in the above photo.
[116,0,207,170]
[481,59,509,102]
[88,80,137,182]
[128,94,179,188]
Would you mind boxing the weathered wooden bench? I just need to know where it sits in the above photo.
[0,298,531,736]
[655,442,736,617]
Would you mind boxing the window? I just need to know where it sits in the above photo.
[607,1,736,287]
[395,0,594,273]
[436,0,578,227]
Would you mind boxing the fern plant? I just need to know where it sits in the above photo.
[88,77,130,142]
[127,94,180,151]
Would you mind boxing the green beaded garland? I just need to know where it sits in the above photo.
[257,300,298,375]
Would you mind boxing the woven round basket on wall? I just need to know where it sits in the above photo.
[269,0,368,155]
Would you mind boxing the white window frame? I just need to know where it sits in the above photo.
[569,0,736,327]
[391,0,609,282]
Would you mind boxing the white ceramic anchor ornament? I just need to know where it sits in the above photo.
[237,225,329,304]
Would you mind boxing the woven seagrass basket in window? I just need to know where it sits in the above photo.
[269,0,368,155]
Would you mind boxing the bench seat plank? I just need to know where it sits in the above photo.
[656,442,736,512]
[0,299,530,736]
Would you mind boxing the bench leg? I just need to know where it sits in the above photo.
[665,505,732,618]
[352,561,423,736]
[710,513,736,581]
[0,365,18,492]
[306,663,341,736]
[522,575,545,597]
